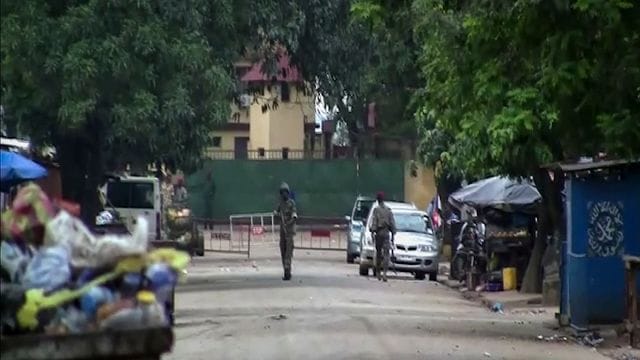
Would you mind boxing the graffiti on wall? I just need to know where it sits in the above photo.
[587,201,624,257]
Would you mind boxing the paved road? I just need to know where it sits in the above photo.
[166,245,610,360]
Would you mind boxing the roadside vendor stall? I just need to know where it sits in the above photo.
[448,176,541,289]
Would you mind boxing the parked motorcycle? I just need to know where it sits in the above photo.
[450,218,487,282]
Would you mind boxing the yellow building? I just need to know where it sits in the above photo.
[207,56,319,160]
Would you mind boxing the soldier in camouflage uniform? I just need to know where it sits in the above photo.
[274,182,297,280]
[369,192,396,282]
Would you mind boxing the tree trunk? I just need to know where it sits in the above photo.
[57,118,105,227]
[521,168,564,294]
[58,135,87,205]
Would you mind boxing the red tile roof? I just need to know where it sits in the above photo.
[240,55,302,83]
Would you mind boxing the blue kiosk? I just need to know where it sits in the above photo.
[558,160,640,330]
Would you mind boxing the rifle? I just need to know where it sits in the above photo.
[390,233,397,275]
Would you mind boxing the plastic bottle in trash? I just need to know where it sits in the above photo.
[80,286,114,319]
[145,263,176,303]
[121,272,144,297]
[137,290,167,326]
[100,291,167,330]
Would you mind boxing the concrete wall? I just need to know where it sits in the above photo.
[187,159,404,219]
[209,84,314,155]
[253,84,314,151]
[249,99,271,151]
[230,103,250,123]
[404,161,436,211]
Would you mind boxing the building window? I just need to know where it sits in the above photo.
[212,136,222,148]
[282,147,289,159]
[258,148,265,157]
[280,82,290,102]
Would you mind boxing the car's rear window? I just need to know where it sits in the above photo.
[353,200,374,221]
[107,181,154,209]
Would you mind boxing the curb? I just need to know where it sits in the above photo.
[436,276,539,311]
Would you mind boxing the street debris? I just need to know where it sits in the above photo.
[490,302,504,314]
[576,332,604,347]
[536,334,569,342]
[512,308,547,316]
[483,351,492,357]
[270,314,288,321]
[251,261,258,269]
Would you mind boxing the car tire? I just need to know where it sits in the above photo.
[347,253,355,264]
[359,264,369,276]
[429,272,438,282]
[414,272,426,280]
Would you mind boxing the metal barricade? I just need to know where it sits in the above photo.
[201,214,347,257]
[294,217,348,251]
[230,213,277,244]
[193,218,250,257]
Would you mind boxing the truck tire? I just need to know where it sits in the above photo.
[359,264,369,276]
[429,272,438,282]
[414,272,426,280]
[346,252,355,264]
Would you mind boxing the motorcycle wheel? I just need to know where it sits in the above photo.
[451,255,466,281]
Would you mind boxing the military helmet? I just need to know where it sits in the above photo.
[279,182,290,193]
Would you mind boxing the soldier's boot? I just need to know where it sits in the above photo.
[383,269,388,282]
[283,269,291,281]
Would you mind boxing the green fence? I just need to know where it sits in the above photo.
[187,160,404,219]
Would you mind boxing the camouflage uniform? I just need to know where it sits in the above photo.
[369,203,396,280]
[275,183,297,278]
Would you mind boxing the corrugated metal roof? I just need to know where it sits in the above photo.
[548,159,640,172]
[240,55,302,82]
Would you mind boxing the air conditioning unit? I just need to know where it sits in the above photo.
[239,94,252,108]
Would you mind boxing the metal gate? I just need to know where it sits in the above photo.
[194,218,251,257]
[294,217,348,251]
[198,215,348,258]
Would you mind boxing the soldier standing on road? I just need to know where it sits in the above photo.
[369,192,396,282]
[274,182,297,281]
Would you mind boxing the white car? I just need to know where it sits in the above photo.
[359,202,439,281]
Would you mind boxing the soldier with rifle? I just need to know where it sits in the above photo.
[274,182,297,280]
[369,192,396,282]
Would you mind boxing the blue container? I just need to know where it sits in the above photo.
[145,263,177,303]
[121,273,144,297]
[561,164,640,330]
[80,286,114,318]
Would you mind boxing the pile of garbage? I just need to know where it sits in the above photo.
[1,183,188,335]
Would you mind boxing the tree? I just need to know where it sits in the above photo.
[1,0,240,222]
[412,0,640,292]
[247,0,423,150]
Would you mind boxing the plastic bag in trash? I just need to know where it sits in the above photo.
[1,183,55,246]
[95,210,114,225]
[44,211,148,268]
[22,245,71,291]
[0,241,33,283]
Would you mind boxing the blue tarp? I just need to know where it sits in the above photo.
[0,150,48,192]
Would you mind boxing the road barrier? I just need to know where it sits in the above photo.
[194,215,348,258]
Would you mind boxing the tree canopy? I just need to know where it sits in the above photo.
[413,0,640,179]
[1,0,249,219]
[2,0,639,225]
